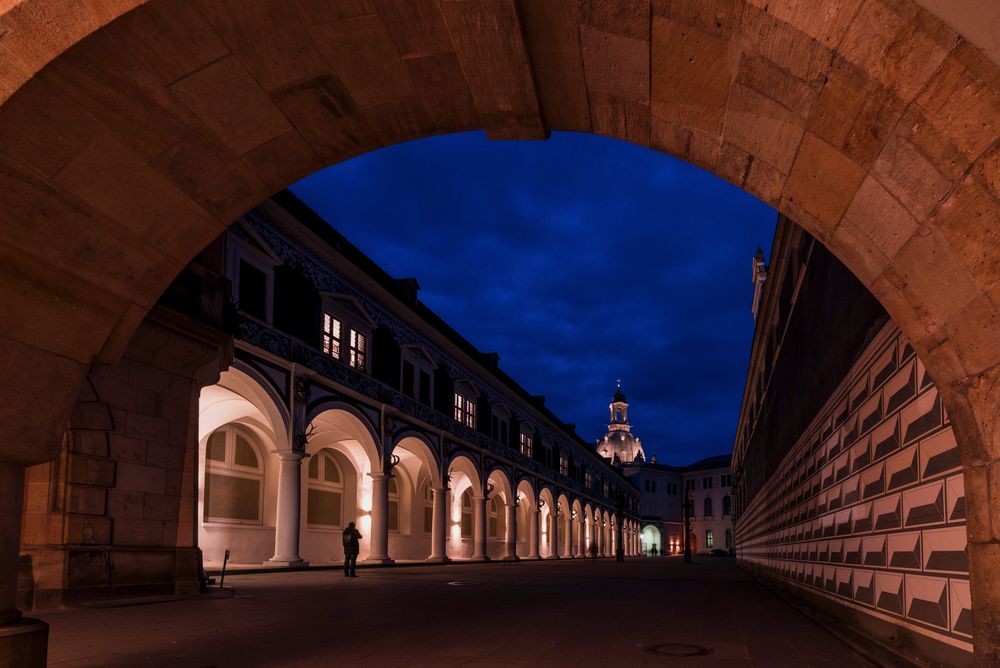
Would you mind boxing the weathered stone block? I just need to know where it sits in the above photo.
[581,26,649,103]
[70,431,109,457]
[872,127,951,220]
[116,463,166,494]
[113,519,167,547]
[67,454,115,488]
[143,493,180,522]
[933,174,1000,291]
[109,550,174,586]
[67,550,109,587]
[66,485,106,516]
[64,515,112,545]
[109,435,146,465]
[125,412,169,441]
[783,133,864,227]
[651,16,729,135]
[723,83,804,174]
[107,489,144,521]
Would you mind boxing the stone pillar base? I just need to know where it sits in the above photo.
[266,558,308,568]
[0,618,48,668]
[425,556,450,563]
[502,555,519,561]
[364,557,394,566]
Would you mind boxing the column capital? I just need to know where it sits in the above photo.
[273,450,305,462]
[368,472,391,481]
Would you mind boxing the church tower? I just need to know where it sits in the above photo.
[596,381,644,466]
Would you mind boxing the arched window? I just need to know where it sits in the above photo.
[706,529,714,548]
[704,497,713,518]
[307,450,343,527]
[387,477,400,532]
[204,425,264,524]
[460,490,473,538]
[489,496,505,539]
[722,495,732,516]
[423,483,434,533]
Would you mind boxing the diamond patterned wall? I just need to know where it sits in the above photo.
[737,324,972,651]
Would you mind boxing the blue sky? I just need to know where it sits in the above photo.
[292,131,777,466]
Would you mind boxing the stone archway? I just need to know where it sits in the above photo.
[3,1,1000,663]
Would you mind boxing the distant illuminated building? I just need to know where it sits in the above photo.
[596,383,734,556]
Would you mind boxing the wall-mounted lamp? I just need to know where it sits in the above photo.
[571,509,578,519]
[485,481,495,499]
[538,499,546,509]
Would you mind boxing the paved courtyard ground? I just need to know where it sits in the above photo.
[38,557,882,667]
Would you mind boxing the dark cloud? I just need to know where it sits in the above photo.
[292,131,776,466]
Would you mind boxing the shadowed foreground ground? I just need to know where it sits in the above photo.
[38,557,876,667]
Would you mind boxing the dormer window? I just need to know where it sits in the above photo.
[519,430,533,459]
[454,392,476,429]
[585,470,593,488]
[226,224,280,324]
[320,293,375,373]
[349,329,367,370]
[559,453,568,476]
[322,313,342,359]
[453,380,478,429]
[401,345,437,406]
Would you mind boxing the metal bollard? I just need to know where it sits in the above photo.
[220,549,230,589]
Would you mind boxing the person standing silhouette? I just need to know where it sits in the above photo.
[343,521,362,577]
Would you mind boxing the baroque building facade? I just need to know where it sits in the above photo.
[732,217,972,667]
[16,193,642,609]
[595,385,735,556]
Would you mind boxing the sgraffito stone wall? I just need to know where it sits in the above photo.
[738,322,971,665]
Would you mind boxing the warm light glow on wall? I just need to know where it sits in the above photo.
[359,479,373,513]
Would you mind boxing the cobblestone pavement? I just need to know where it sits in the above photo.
[38,557,877,667]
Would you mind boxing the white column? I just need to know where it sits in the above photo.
[504,502,517,560]
[428,486,448,561]
[567,517,575,557]
[367,472,393,564]
[528,508,540,559]
[269,451,307,566]
[472,496,488,560]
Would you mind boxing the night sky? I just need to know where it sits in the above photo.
[292,131,777,466]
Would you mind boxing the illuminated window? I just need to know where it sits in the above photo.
[203,425,264,524]
[559,454,568,476]
[706,529,714,548]
[722,495,731,516]
[322,313,342,359]
[584,470,592,488]
[387,476,400,532]
[519,431,533,458]
[704,497,713,518]
[349,329,367,370]
[460,490,473,538]
[307,450,343,527]
[453,392,476,429]
[423,484,433,533]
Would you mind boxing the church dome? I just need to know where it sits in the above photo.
[596,381,644,466]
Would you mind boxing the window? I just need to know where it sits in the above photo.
[685,479,696,491]
[492,415,509,444]
[307,450,344,527]
[400,346,436,404]
[585,470,593,488]
[423,484,433,533]
[706,529,714,548]
[722,495,731,516]
[666,482,678,495]
[387,476,400,532]
[644,480,656,492]
[402,360,415,397]
[725,529,733,549]
[204,425,264,524]
[721,473,733,487]
[453,392,476,429]
[520,431,533,458]
[704,497,713,518]
[460,490,473,538]
[238,260,268,321]
[322,313,342,359]
[489,497,504,538]
[349,329,367,370]
[559,453,568,476]
[418,370,431,405]
[703,476,714,489]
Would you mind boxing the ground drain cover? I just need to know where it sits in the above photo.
[641,643,713,658]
